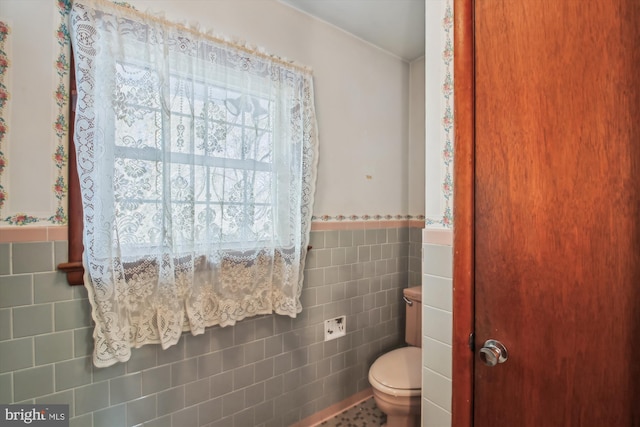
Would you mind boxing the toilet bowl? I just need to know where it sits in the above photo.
[368,286,422,427]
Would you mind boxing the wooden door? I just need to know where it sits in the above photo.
[453,0,640,426]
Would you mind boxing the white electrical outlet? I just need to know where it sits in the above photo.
[324,315,346,341]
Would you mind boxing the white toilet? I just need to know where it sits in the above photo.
[368,286,422,427]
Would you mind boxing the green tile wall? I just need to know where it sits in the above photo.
[0,227,420,427]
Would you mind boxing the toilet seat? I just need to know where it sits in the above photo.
[368,346,421,397]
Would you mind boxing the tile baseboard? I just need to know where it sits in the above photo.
[291,388,374,427]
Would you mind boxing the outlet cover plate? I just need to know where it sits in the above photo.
[324,315,346,341]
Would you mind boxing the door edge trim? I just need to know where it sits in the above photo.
[452,0,475,425]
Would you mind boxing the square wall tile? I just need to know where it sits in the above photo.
[233,319,256,345]
[234,407,255,427]
[110,373,142,404]
[75,381,110,415]
[352,229,365,246]
[422,243,453,278]
[0,274,32,308]
[94,404,126,427]
[254,316,274,339]
[244,382,265,407]
[264,335,283,358]
[73,327,93,358]
[185,331,211,357]
[54,241,68,268]
[422,368,452,412]
[13,304,53,338]
[68,414,91,427]
[324,231,339,248]
[14,365,54,401]
[331,248,346,266]
[308,231,325,250]
[185,378,209,406]
[172,405,198,427]
[423,306,452,345]
[34,271,74,303]
[253,400,274,424]
[244,340,265,364]
[157,386,184,416]
[233,365,254,390]
[422,336,452,379]
[35,331,73,365]
[142,365,171,395]
[0,373,12,403]
[157,339,184,365]
[423,274,453,312]
[222,389,244,417]
[54,299,91,331]
[210,326,234,351]
[125,343,157,372]
[304,249,317,269]
[364,230,376,245]
[126,394,156,426]
[222,346,244,371]
[339,230,353,247]
[0,243,10,275]
[254,358,273,383]
[12,242,53,274]
[422,398,452,427]
[55,357,92,391]
[0,309,11,341]
[197,351,222,379]
[0,338,33,373]
[171,358,197,387]
[93,360,125,383]
[210,371,233,398]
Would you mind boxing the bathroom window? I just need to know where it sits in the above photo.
[63,0,319,367]
[107,62,283,252]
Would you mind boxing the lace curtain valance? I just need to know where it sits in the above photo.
[69,0,319,367]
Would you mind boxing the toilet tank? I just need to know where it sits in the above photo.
[403,286,422,347]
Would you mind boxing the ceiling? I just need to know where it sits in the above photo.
[278,0,425,62]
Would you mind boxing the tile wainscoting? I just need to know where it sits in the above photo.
[421,228,453,427]
[0,220,422,427]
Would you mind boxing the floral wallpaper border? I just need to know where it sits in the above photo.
[311,214,425,222]
[1,0,71,226]
[425,0,454,229]
[0,21,9,216]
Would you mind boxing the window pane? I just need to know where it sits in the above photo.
[109,61,279,251]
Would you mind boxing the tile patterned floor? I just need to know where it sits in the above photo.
[318,397,386,427]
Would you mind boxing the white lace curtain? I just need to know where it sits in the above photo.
[69,0,319,367]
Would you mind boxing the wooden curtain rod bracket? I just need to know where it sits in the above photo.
[58,261,84,286]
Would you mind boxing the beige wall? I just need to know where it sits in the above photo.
[1,0,421,224]
[409,57,426,217]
